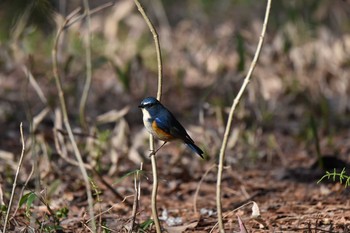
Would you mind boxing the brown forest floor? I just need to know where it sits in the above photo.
[1,1,350,232]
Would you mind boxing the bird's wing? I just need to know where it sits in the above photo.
[154,117,171,133]
[156,112,194,144]
[152,117,174,141]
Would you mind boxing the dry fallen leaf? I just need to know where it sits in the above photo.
[237,215,248,233]
[164,220,199,233]
[251,201,260,218]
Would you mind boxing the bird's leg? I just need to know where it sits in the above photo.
[149,141,167,157]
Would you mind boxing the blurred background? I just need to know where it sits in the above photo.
[0,0,349,231]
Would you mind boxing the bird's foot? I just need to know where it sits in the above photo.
[149,150,156,157]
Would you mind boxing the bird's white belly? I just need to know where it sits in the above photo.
[141,109,154,134]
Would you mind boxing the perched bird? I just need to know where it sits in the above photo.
[139,97,204,158]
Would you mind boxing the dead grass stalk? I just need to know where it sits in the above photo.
[51,8,96,232]
[132,0,164,232]
[3,123,25,233]
[216,0,272,232]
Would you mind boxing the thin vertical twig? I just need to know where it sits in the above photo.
[9,161,35,221]
[130,163,142,232]
[3,123,25,233]
[132,0,163,98]
[149,138,160,232]
[52,9,96,232]
[132,1,163,232]
[79,0,92,130]
[216,0,272,232]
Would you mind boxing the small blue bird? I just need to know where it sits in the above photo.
[139,97,204,158]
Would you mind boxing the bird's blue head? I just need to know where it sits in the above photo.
[138,97,160,109]
[138,97,163,117]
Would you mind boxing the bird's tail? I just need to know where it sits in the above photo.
[186,142,204,158]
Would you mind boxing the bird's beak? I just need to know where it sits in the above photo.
[138,104,143,108]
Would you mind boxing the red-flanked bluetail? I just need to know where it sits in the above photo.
[139,97,203,158]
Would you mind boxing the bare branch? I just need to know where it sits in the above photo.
[216,0,272,232]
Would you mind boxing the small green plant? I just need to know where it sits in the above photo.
[113,169,145,185]
[19,191,69,231]
[113,60,132,91]
[236,32,246,72]
[309,116,323,169]
[0,204,8,223]
[139,218,154,232]
[19,191,37,219]
[54,207,69,219]
[317,168,350,188]
[90,177,103,200]
[94,129,112,171]
[100,223,112,233]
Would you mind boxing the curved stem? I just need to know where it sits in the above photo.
[3,123,25,233]
[79,0,92,130]
[52,10,96,232]
[216,0,272,232]
[133,1,163,232]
